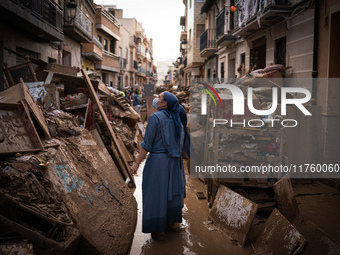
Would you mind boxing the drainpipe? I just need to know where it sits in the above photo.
[312,0,319,102]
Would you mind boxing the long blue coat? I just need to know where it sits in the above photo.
[141,109,186,233]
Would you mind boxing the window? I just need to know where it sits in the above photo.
[220,62,225,79]
[110,38,116,54]
[98,35,102,44]
[240,53,245,65]
[102,73,107,84]
[62,50,71,66]
[275,36,286,67]
[104,39,108,51]
[119,47,122,68]
[48,57,57,64]
[196,24,205,49]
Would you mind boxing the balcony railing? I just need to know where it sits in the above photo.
[67,6,93,39]
[137,67,146,74]
[120,58,127,69]
[216,6,225,38]
[10,0,63,32]
[234,0,290,29]
[200,28,216,52]
[93,35,103,49]
[137,44,146,57]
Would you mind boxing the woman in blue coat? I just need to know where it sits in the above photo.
[130,92,188,241]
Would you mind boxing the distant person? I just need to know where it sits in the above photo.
[133,90,142,115]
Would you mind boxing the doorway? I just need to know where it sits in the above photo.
[250,37,266,69]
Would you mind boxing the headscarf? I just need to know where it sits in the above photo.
[163,92,187,139]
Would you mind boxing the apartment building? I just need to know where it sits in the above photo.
[116,11,156,88]
[182,0,206,86]
[0,0,65,90]
[181,0,340,163]
[316,0,340,163]
[91,5,120,87]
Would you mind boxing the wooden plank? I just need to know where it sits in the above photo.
[210,185,258,247]
[20,79,50,138]
[116,134,134,162]
[113,93,129,110]
[4,61,38,87]
[19,101,44,150]
[252,208,307,255]
[273,177,299,223]
[81,69,135,188]
[0,149,42,157]
[0,102,43,156]
[84,99,95,130]
[44,69,55,84]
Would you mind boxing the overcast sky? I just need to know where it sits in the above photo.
[94,0,185,65]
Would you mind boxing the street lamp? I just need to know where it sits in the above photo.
[180,39,187,54]
[66,0,77,22]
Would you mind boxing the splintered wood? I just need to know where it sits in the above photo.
[81,69,135,188]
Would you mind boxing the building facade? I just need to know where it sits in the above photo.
[182,0,206,86]
[0,0,156,91]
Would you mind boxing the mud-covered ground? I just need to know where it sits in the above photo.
[128,160,254,255]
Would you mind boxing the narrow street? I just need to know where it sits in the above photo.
[129,159,254,255]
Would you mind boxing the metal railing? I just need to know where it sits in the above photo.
[10,0,63,32]
[200,28,216,52]
[137,67,146,74]
[68,6,93,39]
[93,35,103,49]
[216,6,225,38]
[234,0,290,29]
[137,44,146,55]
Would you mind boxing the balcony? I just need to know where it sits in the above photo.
[180,16,186,26]
[95,50,119,72]
[137,67,146,77]
[137,45,146,58]
[120,58,127,69]
[233,0,291,37]
[129,35,138,48]
[64,6,92,43]
[1,0,63,41]
[95,7,120,41]
[199,29,217,58]
[216,6,236,47]
[180,30,187,42]
[82,42,103,62]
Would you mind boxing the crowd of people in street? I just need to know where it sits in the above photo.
[121,86,145,115]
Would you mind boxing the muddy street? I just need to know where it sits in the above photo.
[129,160,254,255]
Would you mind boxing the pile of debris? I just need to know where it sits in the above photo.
[0,62,139,254]
[189,63,336,254]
